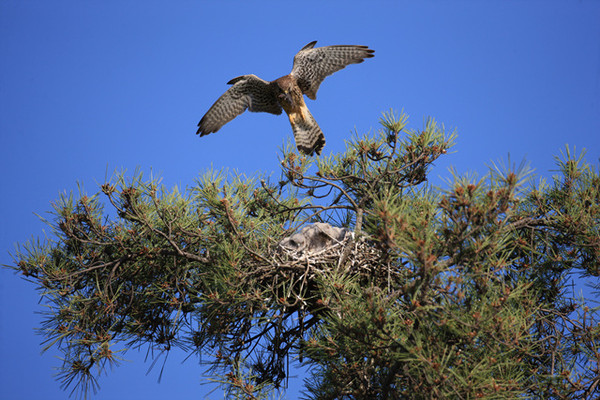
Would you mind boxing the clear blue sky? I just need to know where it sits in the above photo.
[1,1,599,399]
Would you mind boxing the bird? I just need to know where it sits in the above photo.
[196,41,375,156]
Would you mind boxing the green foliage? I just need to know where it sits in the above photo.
[7,110,600,399]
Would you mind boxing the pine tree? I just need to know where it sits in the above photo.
[7,110,600,399]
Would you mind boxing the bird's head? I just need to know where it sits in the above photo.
[278,90,293,105]
[275,76,296,106]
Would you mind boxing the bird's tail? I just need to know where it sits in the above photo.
[287,106,326,156]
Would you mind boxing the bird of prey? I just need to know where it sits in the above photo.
[196,41,374,156]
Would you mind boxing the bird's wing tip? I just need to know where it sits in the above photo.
[301,41,318,51]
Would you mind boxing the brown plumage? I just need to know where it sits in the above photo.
[197,41,374,156]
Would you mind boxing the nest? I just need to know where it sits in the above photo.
[276,222,384,278]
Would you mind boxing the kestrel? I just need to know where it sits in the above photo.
[196,41,374,155]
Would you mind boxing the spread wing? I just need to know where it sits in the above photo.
[197,74,282,136]
[290,41,375,100]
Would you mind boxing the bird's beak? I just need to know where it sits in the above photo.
[279,92,293,104]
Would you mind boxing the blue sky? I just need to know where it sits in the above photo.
[1,1,599,399]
